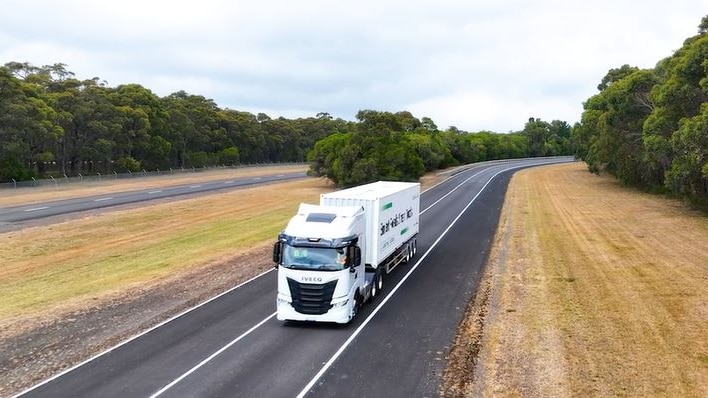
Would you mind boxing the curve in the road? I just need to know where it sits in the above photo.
[13,157,572,398]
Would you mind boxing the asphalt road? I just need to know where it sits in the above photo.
[0,171,307,224]
[14,157,572,398]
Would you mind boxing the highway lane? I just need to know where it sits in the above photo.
[15,157,572,398]
[0,171,306,224]
[305,165,518,397]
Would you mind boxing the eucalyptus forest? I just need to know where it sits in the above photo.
[0,62,571,186]
[573,16,708,207]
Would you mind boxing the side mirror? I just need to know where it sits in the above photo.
[347,246,361,268]
[272,242,282,267]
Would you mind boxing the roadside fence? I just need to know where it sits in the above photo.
[0,163,306,190]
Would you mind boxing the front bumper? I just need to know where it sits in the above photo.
[276,300,351,324]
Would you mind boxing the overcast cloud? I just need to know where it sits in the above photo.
[1,1,704,132]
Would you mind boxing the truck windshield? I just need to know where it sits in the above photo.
[282,245,347,271]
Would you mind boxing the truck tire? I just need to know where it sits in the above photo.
[351,291,362,322]
[370,274,378,299]
[377,269,384,292]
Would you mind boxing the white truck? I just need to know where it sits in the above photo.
[272,181,420,324]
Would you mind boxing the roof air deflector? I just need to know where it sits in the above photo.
[306,213,337,223]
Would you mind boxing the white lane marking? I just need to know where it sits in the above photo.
[421,168,488,214]
[93,197,113,202]
[295,162,554,398]
[150,312,277,397]
[12,268,276,398]
[224,180,234,184]
[24,206,50,212]
[253,177,262,180]
[189,185,202,188]
[148,190,162,194]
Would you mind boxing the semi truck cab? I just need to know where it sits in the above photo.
[273,204,367,323]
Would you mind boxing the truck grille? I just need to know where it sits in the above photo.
[286,278,338,315]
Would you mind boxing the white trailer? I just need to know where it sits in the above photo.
[273,181,420,324]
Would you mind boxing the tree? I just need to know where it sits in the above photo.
[665,104,708,203]
[218,147,240,165]
[111,84,170,169]
[161,91,221,168]
[579,69,658,184]
[597,64,639,91]
[523,118,551,157]
[698,15,708,34]
[0,66,61,181]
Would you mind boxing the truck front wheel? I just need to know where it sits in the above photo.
[350,291,363,322]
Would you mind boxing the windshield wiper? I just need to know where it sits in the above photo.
[317,265,340,271]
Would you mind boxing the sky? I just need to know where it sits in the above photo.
[0,1,705,132]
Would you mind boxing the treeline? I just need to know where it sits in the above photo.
[0,62,349,182]
[572,16,708,207]
[0,62,572,184]
[308,111,571,186]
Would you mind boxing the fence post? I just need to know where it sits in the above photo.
[79,173,82,182]
[114,171,118,179]
[50,175,57,188]
[32,177,36,187]
[97,172,101,181]
[12,178,16,188]
[157,168,160,175]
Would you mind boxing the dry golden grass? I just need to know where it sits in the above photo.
[0,178,333,331]
[0,165,308,206]
[453,162,708,397]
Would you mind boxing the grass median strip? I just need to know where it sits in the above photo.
[0,178,331,326]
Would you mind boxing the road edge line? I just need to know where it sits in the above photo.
[10,268,275,398]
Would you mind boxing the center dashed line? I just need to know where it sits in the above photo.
[24,206,50,212]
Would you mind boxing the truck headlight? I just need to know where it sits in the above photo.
[331,299,349,308]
